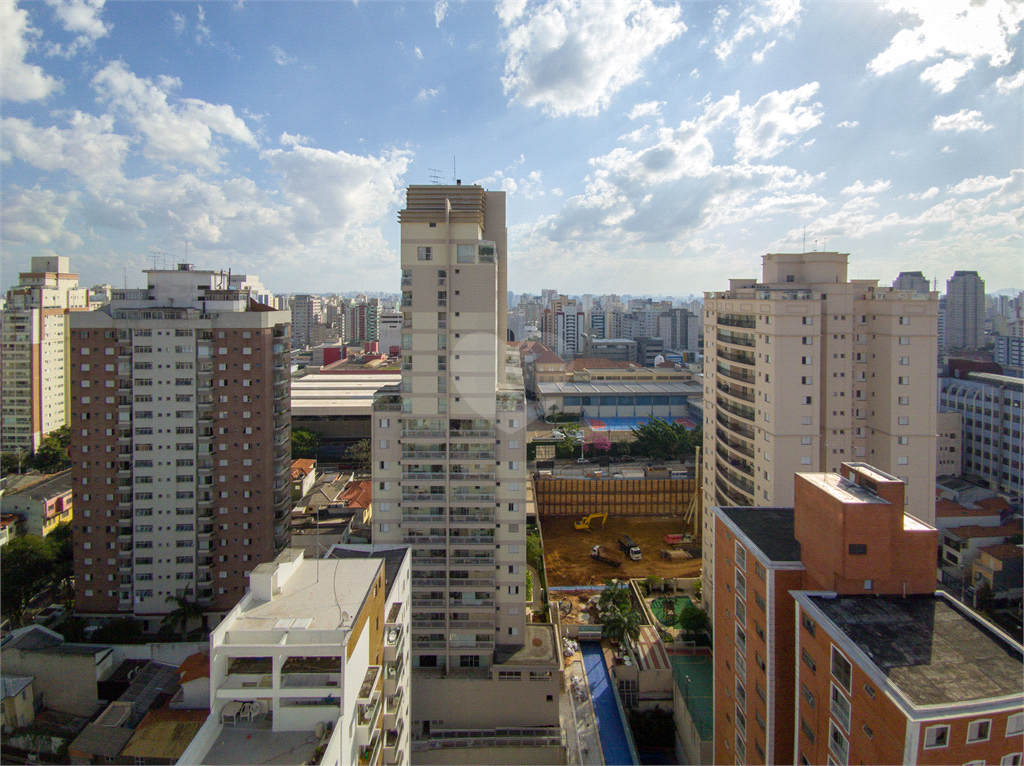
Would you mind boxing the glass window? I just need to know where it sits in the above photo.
[617,396,634,406]
[831,646,852,692]
[457,244,476,263]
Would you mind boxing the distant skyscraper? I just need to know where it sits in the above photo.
[701,251,938,622]
[893,271,931,294]
[945,271,986,350]
[1,256,88,453]
[290,294,323,348]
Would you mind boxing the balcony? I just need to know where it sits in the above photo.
[449,577,495,588]
[718,313,757,329]
[402,493,446,503]
[384,721,404,765]
[716,396,755,422]
[449,430,495,439]
[717,330,756,348]
[384,686,405,729]
[449,451,494,460]
[402,450,446,459]
[385,625,404,663]
[411,577,446,587]
[402,471,446,481]
[716,412,755,441]
[716,451,754,479]
[449,472,495,482]
[448,599,495,609]
[716,380,755,403]
[448,536,495,545]
[715,428,754,458]
[449,493,494,504]
[280,673,341,690]
[718,346,757,369]
[358,731,382,766]
[411,639,446,649]
[715,476,753,506]
[449,511,494,523]
[402,429,447,439]
[448,619,493,629]
[450,556,494,566]
[411,597,446,608]
[403,534,445,544]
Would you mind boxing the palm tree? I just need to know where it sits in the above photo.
[162,591,204,638]
[598,579,631,614]
[602,603,641,646]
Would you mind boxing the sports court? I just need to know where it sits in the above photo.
[583,414,698,432]
[669,651,714,739]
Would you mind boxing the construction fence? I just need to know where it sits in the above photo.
[533,476,697,517]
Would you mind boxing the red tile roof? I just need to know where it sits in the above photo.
[566,358,632,371]
[978,543,1024,561]
[341,480,372,510]
[936,499,999,518]
[177,652,210,684]
[291,459,316,479]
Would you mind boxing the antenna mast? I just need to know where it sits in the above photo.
[428,168,443,185]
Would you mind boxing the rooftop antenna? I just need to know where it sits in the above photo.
[428,168,443,185]
[803,226,806,253]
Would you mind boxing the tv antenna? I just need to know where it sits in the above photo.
[428,168,443,185]
[150,249,177,270]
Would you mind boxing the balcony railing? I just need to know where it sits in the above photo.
[716,428,755,458]
[402,450,446,459]
[715,475,753,506]
[717,330,756,348]
[716,412,755,442]
[717,396,755,422]
[449,451,494,460]
[717,314,757,329]
[718,347,756,366]
[716,450,754,479]
[402,493,446,502]
[716,380,755,403]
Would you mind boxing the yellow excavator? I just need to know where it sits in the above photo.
[574,512,608,531]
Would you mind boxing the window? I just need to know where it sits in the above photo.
[802,614,816,636]
[899,336,910,345]
[830,683,851,731]
[801,648,816,673]
[1007,712,1024,737]
[754,591,765,611]
[803,396,813,404]
[1001,756,1022,766]
[831,647,852,691]
[735,542,746,571]
[417,246,432,261]
[828,720,849,764]
[863,682,876,699]
[924,725,949,749]
[801,376,813,384]
[848,544,867,555]
[800,682,816,708]
[754,561,766,581]
[966,719,991,743]
[801,717,815,744]
[898,416,909,425]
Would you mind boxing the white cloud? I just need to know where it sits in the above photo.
[269,45,295,66]
[618,126,650,142]
[171,10,185,34]
[948,171,1021,195]
[689,67,698,78]
[869,0,1023,91]
[260,145,411,234]
[414,46,423,59]
[91,61,257,171]
[1,185,81,248]
[2,112,131,189]
[44,0,110,57]
[1,0,62,101]
[434,0,448,26]
[499,0,686,117]
[919,58,974,94]
[279,132,311,147]
[932,109,993,132]
[836,120,858,128]
[841,179,891,195]
[628,100,663,120]
[751,40,775,64]
[733,82,822,162]
[476,167,546,198]
[907,186,939,200]
[714,0,801,61]
[995,70,1024,93]
[195,4,211,44]
[941,145,953,153]
[415,87,439,102]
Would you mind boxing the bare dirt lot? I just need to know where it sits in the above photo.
[539,515,702,586]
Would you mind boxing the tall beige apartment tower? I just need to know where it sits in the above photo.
[701,251,938,620]
[373,185,561,744]
[69,265,292,625]
[1,256,88,454]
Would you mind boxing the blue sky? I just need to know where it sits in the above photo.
[2,0,1021,296]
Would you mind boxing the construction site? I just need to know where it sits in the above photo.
[534,464,703,586]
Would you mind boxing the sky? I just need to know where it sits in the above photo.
[1,0,1021,298]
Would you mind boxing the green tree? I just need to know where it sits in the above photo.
[46,522,74,586]
[526,532,543,571]
[1,450,30,475]
[32,425,72,472]
[598,579,631,614]
[161,592,205,638]
[630,419,701,462]
[291,428,321,459]
[346,439,372,471]
[1,535,54,626]
[602,603,641,645]
[678,602,710,635]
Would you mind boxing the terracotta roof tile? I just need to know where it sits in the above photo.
[177,652,210,684]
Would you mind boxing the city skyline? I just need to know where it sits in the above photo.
[2,0,1021,295]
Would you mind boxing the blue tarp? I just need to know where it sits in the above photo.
[581,643,634,765]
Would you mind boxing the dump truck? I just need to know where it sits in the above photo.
[591,545,623,567]
[618,535,642,561]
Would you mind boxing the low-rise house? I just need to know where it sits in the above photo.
[171,653,211,710]
[0,625,118,717]
[941,521,1023,573]
[291,459,317,500]
[119,708,209,765]
[0,469,73,536]
[0,513,24,546]
[1,676,37,732]
[971,543,1024,598]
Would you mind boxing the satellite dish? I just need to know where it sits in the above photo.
[340,611,350,625]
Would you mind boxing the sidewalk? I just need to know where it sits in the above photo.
[560,658,604,766]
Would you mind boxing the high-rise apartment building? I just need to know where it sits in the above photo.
[945,270,986,350]
[711,463,1022,766]
[69,265,291,622]
[347,298,382,344]
[892,271,931,294]
[701,252,938,621]
[1,256,88,453]
[541,297,585,359]
[372,184,560,743]
[290,294,324,349]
